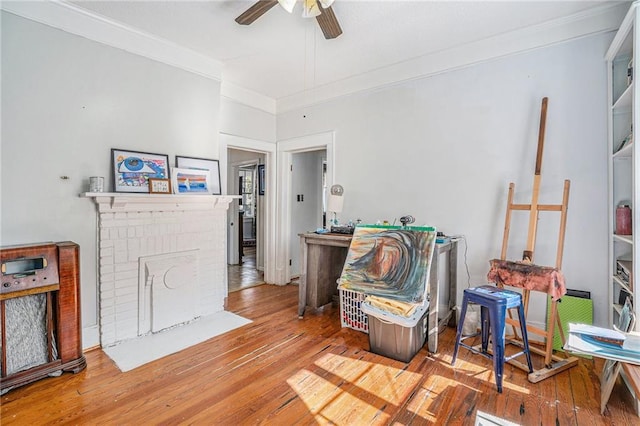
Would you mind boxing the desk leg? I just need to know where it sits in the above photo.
[427,249,440,353]
[448,241,458,326]
[298,238,308,318]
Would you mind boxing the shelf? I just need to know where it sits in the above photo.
[613,140,634,158]
[613,303,624,315]
[613,233,634,245]
[613,275,633,295]
[607,3,639,409]
[80,192,240,212]
[613,82,634,110]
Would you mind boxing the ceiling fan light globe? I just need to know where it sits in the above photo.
[277,0,296,14]
[302,0,321,18]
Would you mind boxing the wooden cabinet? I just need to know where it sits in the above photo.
[606,1,638,333]
[1,242,86,393]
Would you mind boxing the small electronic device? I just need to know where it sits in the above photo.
[331,225,355,235]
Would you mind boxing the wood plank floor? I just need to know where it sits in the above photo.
[228,249,264,293]
[2,284,638,425]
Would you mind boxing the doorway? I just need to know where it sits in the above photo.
[219,133,276,285]
[220,132,333,286]
[289,150,327,278]
[238,164,257,259]
[275,131,335,284]
[227,149,266,293]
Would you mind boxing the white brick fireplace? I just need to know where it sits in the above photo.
[86,194,235,347]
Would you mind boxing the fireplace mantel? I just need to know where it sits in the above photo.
[82,193,239,212]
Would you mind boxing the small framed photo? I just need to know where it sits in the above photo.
[112,149,170,193]
[258,164,265,195]
[148,178,172,194]
[172,167,210,194]
[175,156,221,195]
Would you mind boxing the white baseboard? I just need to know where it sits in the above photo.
[82,325,100,350]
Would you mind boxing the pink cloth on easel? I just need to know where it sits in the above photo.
[487,259,567,301]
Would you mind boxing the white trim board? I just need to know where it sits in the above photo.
[277,2,629,113]
[1,0,221,82]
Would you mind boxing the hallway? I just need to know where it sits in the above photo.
[228,247,264,293]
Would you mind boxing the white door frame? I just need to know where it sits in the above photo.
[219,133,277,284]
[275,131,335,285]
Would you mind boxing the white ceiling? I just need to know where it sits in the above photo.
[12,1,633,110]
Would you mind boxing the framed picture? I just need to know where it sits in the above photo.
[112,149,170,193]
[175,156,221,195]
[172,167,210,194]
[258,164,265,195]
[148,178,172,194]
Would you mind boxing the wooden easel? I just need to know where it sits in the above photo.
[499,97,579,382]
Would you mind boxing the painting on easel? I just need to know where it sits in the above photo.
[338,225,436,304]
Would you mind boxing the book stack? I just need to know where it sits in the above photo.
[564,323,640,365]
[616,259,633,291]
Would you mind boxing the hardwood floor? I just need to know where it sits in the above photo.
[2,284,638,425]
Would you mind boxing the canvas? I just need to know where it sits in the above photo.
[338,225,436,304]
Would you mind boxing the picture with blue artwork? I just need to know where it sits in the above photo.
[112,149,170,193]
[172,167,210,194]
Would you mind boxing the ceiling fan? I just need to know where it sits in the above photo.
[235,0,343,39]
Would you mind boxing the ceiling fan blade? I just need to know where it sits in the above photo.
[235,0,279,25]
[315,5,342,39]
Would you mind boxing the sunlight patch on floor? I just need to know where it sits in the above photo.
[403,373,447,422]
[287,353,423,424]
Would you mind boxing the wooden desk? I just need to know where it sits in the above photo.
[298,233,352,317]
[297,233,458,353]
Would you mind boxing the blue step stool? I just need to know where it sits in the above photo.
[451,285,533,393]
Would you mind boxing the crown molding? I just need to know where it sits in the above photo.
[221,81,277,115]
[276,2,631,113]
[1,0,221,82]
[2,1,630,115]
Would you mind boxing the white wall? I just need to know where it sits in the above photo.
[1,12,222,347]
[219,97,276,143]
[277,33,612,328]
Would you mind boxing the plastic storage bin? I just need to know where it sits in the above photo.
[340,289,368,333]
[361,301,429,362]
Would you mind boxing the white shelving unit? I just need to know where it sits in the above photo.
[607,1,638,332]
[606,1,640,413]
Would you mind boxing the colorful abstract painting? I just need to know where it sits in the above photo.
[112,149,170,193]
[338,225,436,304]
